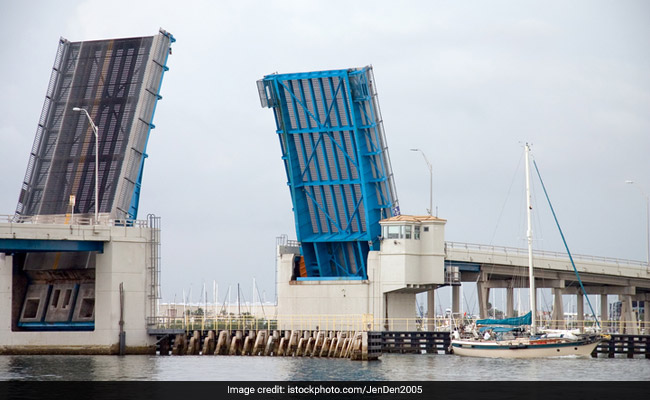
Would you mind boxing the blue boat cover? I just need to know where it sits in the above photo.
[477,311,532,326]
[478,326,516,333]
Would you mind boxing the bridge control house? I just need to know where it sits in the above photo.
[276,215,447,330]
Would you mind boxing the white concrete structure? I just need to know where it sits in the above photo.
[0,219,157,354]
[276,215,447,330]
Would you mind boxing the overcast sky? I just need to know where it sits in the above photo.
[1,1,648,309]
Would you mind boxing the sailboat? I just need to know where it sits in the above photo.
[450,143,601,358]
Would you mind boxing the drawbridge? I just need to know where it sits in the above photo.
[258,66,399,279]
[16,29,175,221]
[4,30,174,332]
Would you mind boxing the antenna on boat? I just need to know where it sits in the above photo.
[525,143,537,334]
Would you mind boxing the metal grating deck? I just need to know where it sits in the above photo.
[16,29,175,221]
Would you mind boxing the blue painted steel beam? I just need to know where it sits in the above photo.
[0,239,104,253]
[297,276,364,281]
[17,321,95,331]
[445,260,482,273]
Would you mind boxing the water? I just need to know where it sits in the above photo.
[1,354,649,381]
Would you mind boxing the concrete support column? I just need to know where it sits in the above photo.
[619,295,627,333]
[427,289,436,331]
[451,285,460,316]
[600,294,608,332]
[576,292,584,332]
[0,254,12,333]
[506,286,514,318]
[620,295,639,335]
[643,295,650,335]
[551,288,564,329]
[477,281,490,319]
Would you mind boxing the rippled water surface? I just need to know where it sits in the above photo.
[1,354,649,381]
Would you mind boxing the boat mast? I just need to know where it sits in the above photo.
[525,143,537,333]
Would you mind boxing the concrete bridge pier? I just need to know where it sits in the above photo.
[506,287,514,318]
[620,295,639,335]
[601,294,608,331]
[577,292,584,331]
[645,300,650,334]
[477,280,489,319]
[627,294,649,334]
[427,289,435,331]
[551,288,564,329]
[644,297,650,334]
[451,285,460,315]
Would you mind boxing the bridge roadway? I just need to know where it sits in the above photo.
[443,241,650,334]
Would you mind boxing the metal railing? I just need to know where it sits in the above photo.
[148,313,648,334]
[276,234,300,248]
[446,241,648,268]
[538,318,649,335]
[0,214,148,227]
[147,314,453,333]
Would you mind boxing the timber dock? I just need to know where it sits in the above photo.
[381,331,451,354]
[592,334,650,358]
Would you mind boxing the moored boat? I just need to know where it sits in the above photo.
[450,143,602,358]
[450,335,600,358]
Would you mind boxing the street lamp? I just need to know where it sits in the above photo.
[410,148,434,216]
[625,180,650,268]
[73,107,99,224]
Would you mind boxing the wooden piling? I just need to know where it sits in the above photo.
[229,331,243,355]
[271,331,281,355]
[202,331,215,355]
[187,331,200,355]
[171,333,186,355]
[328,337,338,358]
[296,337,306,356]
[215,330,228,355]
[157,328,382,360]
[159,336,170,356]
[305,337,315,356]
[320,337,331,357]
[277,337,287,356]
[252,330,267,355]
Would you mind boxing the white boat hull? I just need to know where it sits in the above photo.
[451,338,600,358]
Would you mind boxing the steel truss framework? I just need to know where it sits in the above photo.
[16,30,175,220]
[259,66,399,279]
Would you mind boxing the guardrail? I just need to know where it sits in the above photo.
[147,315,453,333]
[0,214,148,227]
[147,314,647,334]
[445,241,648,268]
[538,318,649,335]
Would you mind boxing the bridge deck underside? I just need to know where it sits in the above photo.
[260,67,398,279]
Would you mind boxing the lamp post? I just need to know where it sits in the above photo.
[69,194,75,224]
[410,148,433,216]
[73,107,99,224]
[625,180,650,269]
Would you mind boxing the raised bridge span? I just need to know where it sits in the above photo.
[443,241,650,333]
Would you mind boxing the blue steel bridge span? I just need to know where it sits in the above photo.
[258,66,399,280]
